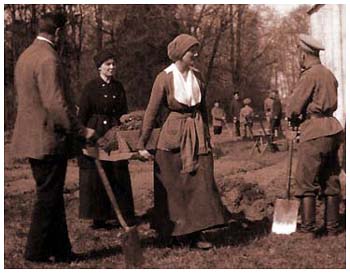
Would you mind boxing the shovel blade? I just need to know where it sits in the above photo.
[272,198,300,235]
[121,226,144,268]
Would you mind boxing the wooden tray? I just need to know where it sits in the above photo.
[83,128,160,161]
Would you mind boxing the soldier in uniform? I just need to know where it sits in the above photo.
[287,34,344,236]
[230,91,243,137]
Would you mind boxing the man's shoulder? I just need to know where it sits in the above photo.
[304,63,336,81]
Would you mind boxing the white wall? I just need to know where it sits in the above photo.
[309,4,346,128]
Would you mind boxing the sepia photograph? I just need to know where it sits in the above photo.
[3,2,347,269]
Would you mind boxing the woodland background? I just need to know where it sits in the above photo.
[4,4,310,130]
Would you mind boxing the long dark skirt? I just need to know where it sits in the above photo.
[152,150,226,237]
[78,155,135,223]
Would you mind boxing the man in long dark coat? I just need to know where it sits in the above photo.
[230,91,243,138]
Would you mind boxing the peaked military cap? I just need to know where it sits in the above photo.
[299,33,325,54]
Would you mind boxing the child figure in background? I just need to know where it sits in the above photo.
[211,100,226,135]
[240,98,254,140]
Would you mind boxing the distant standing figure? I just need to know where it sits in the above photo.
[211,100,226,135]
[240,98,254,139]
[77,49,135,230]
[287,34,343,236]
[270,90,283,139]
[264,92,274,132]
[11,12,95,263]
[230,91,243,137]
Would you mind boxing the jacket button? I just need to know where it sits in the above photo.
[113,95,116,99]
[104,94,108,98]
[103,120,108,125]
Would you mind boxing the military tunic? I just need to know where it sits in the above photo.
[77,77,135,222]
[287,60,343,197]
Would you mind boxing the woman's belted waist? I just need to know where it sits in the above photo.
[169,109,200,119]
[157,110,210,174]
[172,106,200,118]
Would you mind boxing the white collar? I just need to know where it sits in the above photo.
[165,64,201,107]
[37,36,55,47]
[164,63,176,74]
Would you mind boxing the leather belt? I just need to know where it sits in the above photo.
[306,113,332,119]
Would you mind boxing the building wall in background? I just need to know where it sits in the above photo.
[308,4,346,128]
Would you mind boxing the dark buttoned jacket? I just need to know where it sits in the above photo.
[231,98,243,119]
[77,77,128,138]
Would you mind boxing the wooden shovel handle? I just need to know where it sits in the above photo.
[94,159,129,230]
[286,138,294,200]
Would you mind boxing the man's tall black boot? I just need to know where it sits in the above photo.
[299,196,316,234]
[325,195,341,236]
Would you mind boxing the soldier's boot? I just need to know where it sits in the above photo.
[325,195,341,236]
[298,196,317,235]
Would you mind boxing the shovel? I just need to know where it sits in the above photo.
[272,135,300,234]
[257,117,278,154]
[94,157,144,268]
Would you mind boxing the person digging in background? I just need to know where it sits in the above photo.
[77,49,135,230]
[287,33,344,237]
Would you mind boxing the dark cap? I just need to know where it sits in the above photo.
[299,33,324,54]
[93,49,115,69]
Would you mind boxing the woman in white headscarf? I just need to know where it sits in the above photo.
[137,34,226,249]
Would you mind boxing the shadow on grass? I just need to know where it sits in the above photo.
[204,214,272,247]
[77,245,123,262]
[137,209,272,249]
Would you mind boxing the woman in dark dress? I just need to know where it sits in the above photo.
[137,34,226,249]
[78,50,135,229]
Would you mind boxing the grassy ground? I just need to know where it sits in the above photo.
[4,127,346,269]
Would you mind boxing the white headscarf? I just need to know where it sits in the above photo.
[165,64,201,107]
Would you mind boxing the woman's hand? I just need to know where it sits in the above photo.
[138,149,154,161]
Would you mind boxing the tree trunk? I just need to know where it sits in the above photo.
[234,5,244,95]
[204,8,227,91]
[95,4,103,51]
